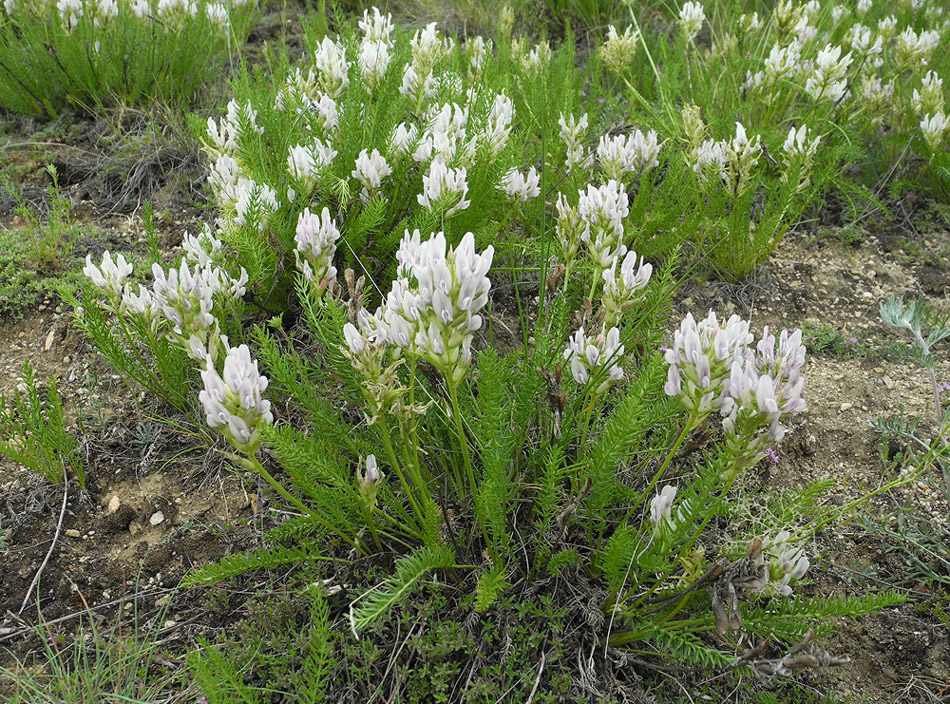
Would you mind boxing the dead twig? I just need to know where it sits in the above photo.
[18,463,69,617]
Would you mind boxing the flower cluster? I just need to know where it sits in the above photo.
[664,312,807,474]
[84,227,247,363]
[600,25,638,75]
[559,113,592,172]
[347,231,494,386]
[596,129,660,183]
[418,160,471,216]
[578,180,630,268]
[294,207,341,292]
[563,325,625,396]
[663,311,753,421]
[199,342,273,454]
[679,1,706,42]
[601,250,653,327]
[499,167,541,202]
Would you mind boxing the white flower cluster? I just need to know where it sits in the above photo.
[781,124,821,192]
[199,341,273,454]
[84,227,247,362]
[358,7,394,92]
[563,325,625,395]
[596,129,660,183]
[600,25,638,75]
[601,249,652,327]
[664,311,753,419]
[558,113,592,172]
[664,312,807,472]
[757,530,811,597]
[913,72,948,151]
[679,1,705,42]
[400,22,452,103]
[804,44,853,104]
[578,180,629,268]
[294,207,340,292]
[649,484,690,538]
[345,231,494,386]
[418,160,471,216]
[498,166,541,202]
[352,148,393,202]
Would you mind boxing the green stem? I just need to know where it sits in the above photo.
[618,419,694,528]
[447,379,476,502]
[378,419,427,530]
[242,452,363,553]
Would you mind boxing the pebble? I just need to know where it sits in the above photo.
[840,402,853,411]
[149,511,165,526]
[107,495,121,514]
[65,529,80,538]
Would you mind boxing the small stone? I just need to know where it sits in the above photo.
[107,496,121,514]
[840,402,853,411]
[149,511,165,526]
[163,619,177,629]
[65,529,80,538]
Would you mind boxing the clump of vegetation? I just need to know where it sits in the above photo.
[0,0,260,116]
[0,361,83,487]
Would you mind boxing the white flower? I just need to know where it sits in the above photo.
[120,284,159,323]
[479,93,514,159]
[131,0,149,17]
[351,148,392,202]
[601,25,638,74]
[376,231,494,383]
[649,485,688,536]
[84,251,133,299]
[856,0,872,15]
[418,160,471,217]
[399,63,435,102]
[763,42,801,85]
[739,12,761,32]
[499,166,541,201]
[596,129,660,181]
[389,122,419,157]
[719,327,807,454]
[359,39,391,91]
[156,0,196,27]
[921,113,949,150]
[578,180,629,268]
[804,44,852,104]
[555,194,587,267]
[205,2,227,28]
[895,27,939,70]
[563,325,625,395]
[287,139,336,193]
[663,311,753,420]
[311,93,339,133]
[559,113,592,171]
[520,41,552,75]
[679,1,705,42]
[314,36,350,98]
[233,179,278,231]
[782,124,820,160]
[358,6,393,42]
[199,343,273,454]
[293,207,340,292]
[913,71,944,118]
[56,0,82,30]
[466,36,489,75]
[275,68,319,112]
[602,250,652,326]
[182,227,223,267]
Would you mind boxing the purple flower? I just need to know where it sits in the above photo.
[757,448,780,463]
